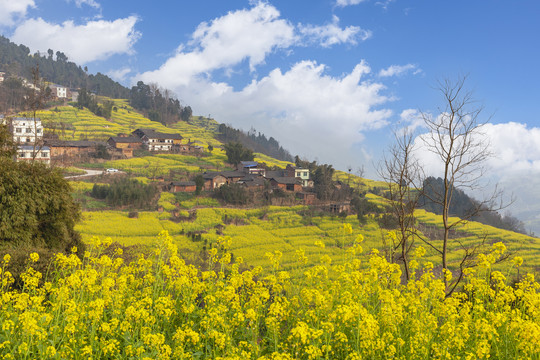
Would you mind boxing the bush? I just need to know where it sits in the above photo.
[213,183,248,205]
[0,159,83,251]
[90,178,158,208]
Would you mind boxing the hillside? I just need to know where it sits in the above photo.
[0,35,129,98]
[32,98,538,276]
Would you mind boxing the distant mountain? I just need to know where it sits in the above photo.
[0,36,129,98]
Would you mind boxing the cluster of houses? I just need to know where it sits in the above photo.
[169,161,319,204]
[107,128,203,158]
[1,111,209,163]
[0,115,202,164]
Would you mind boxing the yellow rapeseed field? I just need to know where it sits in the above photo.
[0,230,538,359]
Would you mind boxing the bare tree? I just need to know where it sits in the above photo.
[378,127,423,280]
[420,75,506,294]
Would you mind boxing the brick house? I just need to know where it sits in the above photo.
[46,140,105,160]
[169,181,197,193]
[203,173,227,190]
[107,136,143,158]
[269,177,303,192]
[296,191,317,205]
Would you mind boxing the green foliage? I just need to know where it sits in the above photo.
[217,123,293,162]
[0,159,82,250]
[129,81,189,125]
[312,163,335,200]
[0,124,16,158]
[213,183,248,205]
[223,141,254,166]
[194,175,204,195]
[76,88,113,119]
[90,178,158,209]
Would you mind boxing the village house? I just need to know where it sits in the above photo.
[107,136,143,158]
[286,164,312,187]
[0,72,5,83]
[238,174,266,190]
[46,140,105,162]
[17,145,50,164]
[169,181,197,193]
[269,177,303,192]
[238,161,266,176]
[203,172,227,190]
[10,117,43,144]
[49,84,68,99]
[328,202,352,214]
[296,191,317,205]
[221,170,247,185]
[132,128,183,152]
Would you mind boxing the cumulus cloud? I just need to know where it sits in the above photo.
[398,109,424,132]
[139,2,294,87]
[137,1,392,169]
[0,0,35,26]
[107,67,132,82]
[67,0,101,9]
[379,63,420,77]
[11,16,140,64]
[336,0,368,7]
[298,15,371,47]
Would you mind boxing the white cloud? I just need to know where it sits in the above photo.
[298,15,371,47]
[336,0,368,7]
[67,0,101,9]
[0,0,35,26]
[11,16,140,64]
[107,67,132,82]
[149,60,391,169]
[137,1,391,169]
[398,109,424,132]
[379,63,420,77]
[139,2,295,87]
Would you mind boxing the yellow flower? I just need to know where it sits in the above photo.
[29,252,39,263]
[513,256,524,267]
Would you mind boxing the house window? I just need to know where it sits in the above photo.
[15,128,22,133]
[37,129,42,133]
[26,128,32,133]
[303,172,308,177]
[26,138,30,142]
[286,184,295,191]
[19,152,25,158]
[41,152,48,157]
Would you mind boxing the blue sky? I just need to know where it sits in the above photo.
[2,0,540,226]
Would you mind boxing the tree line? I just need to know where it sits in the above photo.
[217,124,293,162]
[0,36,129,99]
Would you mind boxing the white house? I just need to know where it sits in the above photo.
[17,145,50,164]
[11,117,43,144]
[50,84,68,98]
[0,72,5,83]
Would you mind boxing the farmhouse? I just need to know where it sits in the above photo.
[203,173,227,190]
[10,117,43,144]
[296,191,317,205]
[17,145,50,164]
[238,161,266,176]
[269,177,303,192]
[286,164,312,187]
[46,140,105,160]
[107,136,143,158]
[132,128,183,152]
[169,181,196,193]
[49,84,68,99]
